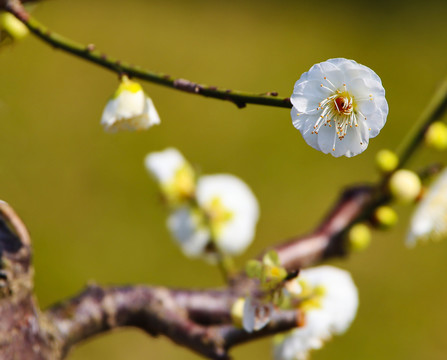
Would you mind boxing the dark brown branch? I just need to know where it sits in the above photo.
[0,176,388,360]
[272,185,376,271]
[0,202,59,360]
[0,180,383,359]
[45,284,300,360]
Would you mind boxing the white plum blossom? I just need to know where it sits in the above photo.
[145,148,260,259]
[165,174,260,258]
[145,148,195,205]
[407,168,447,247]
[196,174,260,255]
[273,266,359,360]
[291,58,388,157]
[101,76,160,132]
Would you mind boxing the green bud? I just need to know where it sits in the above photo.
[389,169,421,204]
[245,259,262,278]
[425,122,447,151]
[374,206,398,229]
[348,223,371,252]
[376,149,399,173]
[0,12,28,41]
[262,265,287,283]
[262,250,280,267]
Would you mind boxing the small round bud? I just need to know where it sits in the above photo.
[389,169,421,203]
[425,122,447,150]
[374,206,398,229]
[348,223,371,252]
[376,149,399,173]
[0,13,29,40]
[230,298,245,328]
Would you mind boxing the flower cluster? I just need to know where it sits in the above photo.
[273,266,359,360]
[291,58,388,157]
[242,251,288,332]
[145,148,260,259]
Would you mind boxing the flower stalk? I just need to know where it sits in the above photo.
[4,1,291,109]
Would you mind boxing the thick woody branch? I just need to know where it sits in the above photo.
[273,185,377,271]
[45,284,300,360]
[40,184,380,359]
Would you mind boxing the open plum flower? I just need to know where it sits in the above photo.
[273,266,359,360]
[167,174,259,260]
[196,174,260,255]
[166,174,260,258]
[291,58,388,157]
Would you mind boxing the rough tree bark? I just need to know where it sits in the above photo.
[0,184,375,360]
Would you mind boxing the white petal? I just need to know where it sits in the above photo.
[273,266,358,360]
[316,123,337,155]
[361,109,385,138]
[145,148,186,184]
[167,207,209,257]
[349,77,385,100]
[100,97,120,129]
[115,90,146,119]
[290,81,331,112]
[243,297,273,333]
[407,169,447,246]
[328,58,382,84]
[145,97,161,126]
[196,174,259,255]
[291,109,321,151]
[305,61,345,89]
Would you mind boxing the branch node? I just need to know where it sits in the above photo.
[173,78,200,93]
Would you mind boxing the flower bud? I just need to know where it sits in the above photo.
[230,298,245,328]
[348,223,371,252]
[0,12,29,41]
[374,206,398,229]
[389,169,421,203]
[425,122,447,150]
[376,149,399,173]
[101,76,160,132]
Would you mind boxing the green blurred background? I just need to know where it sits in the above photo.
[1,0,447,359]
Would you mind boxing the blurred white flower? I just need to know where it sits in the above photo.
[243,297,274,333]
[146,149,260,259]
[145,148,195,205]
[291,58,388,157]
[197,174,260,255]
[164,174,259,258]
[101,76,160,132]
[167,206,209,257]
[273,266,358,360]
[407,169,447,246]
